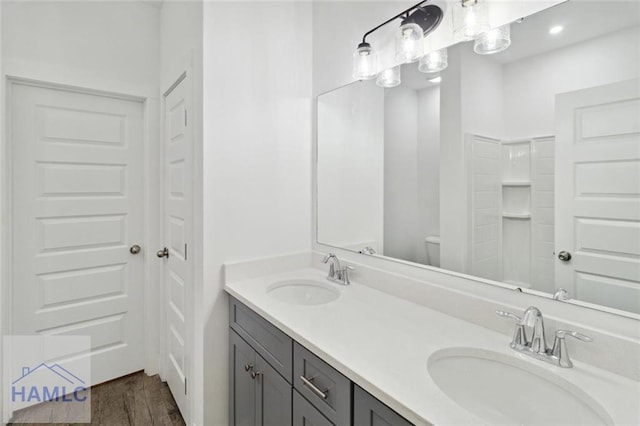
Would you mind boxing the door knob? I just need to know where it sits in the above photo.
[129,245,141,255]
[558,251,572,262]
[157,247,169,258]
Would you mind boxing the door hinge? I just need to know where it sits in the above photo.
[185,243,188,260]
[185,377,187,395]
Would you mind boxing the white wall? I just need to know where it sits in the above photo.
[160,1,203,91]
[417,86,440,264]
[318,81,384,252]
[2,1,159,97]
[503,26,640,139]
[202,2,312,425]
[438,46,465,273]
[384,86,419,261]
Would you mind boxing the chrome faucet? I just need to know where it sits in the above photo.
[521,306,548,353]
[322,253,354,285]
[553,288,570,301]
[497,306,592,368]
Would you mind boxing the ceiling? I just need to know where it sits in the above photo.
[492,0,640,64]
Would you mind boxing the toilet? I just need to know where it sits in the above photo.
[425,236,441,267]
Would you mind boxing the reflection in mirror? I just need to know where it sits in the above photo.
[317,1,640,316]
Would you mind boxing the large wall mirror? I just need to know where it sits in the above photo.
[317,1,640,316]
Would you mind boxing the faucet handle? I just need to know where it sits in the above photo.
[555,330,592,342]
[496,310,522,322]
[552,330,592,368]
[496,310,527,347]
[338,265,355,285]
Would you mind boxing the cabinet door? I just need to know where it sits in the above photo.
[256,353,292,426]
[354,385,413,426]
[230,330,258,426]
[293,390,334,426]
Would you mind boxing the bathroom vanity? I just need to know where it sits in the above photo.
[225,257,639,426]
[229,296,411,426]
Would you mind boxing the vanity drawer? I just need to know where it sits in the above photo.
[293,390,334,426]
[354,385,413,426]
[229,297,293,382]
[293,343,351,426]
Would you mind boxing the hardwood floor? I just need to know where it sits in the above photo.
[9,371,186,426]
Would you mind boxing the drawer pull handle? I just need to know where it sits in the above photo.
[244,363,253,372]
[300,375,328,400]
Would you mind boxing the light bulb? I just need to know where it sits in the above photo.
[376,66,401,88]
[395,22,424,64]
[454,0,490,41]
[474,24,511,55]
[352,42,377,80]
[418,48,448,73]
[549,25,563,35]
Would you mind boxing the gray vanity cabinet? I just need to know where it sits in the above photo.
[229,297,414,426]
[353,385,413,426]
[230,330,292,426]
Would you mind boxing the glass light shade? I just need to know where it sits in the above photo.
[395,23,424,64]
[474,24,511,55]
[376,66,401,88]
[352,43,377,80]
[454,0,490,41]
[418,48,448,73]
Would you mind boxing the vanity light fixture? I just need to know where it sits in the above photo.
[396,22,424,63]
[377,66,402,88]
[352,0,443,80]
[454,0,490,41]
[353,42,378,80]
[474,24,511,55]
[418,47,448,73]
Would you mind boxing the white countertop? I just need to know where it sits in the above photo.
[224,267,640,425]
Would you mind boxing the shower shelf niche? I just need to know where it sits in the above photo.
[502,213,531,219]
[501,140,532,286]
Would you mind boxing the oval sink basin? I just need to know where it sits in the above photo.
[428,347,613,426]
[267,280,340,305]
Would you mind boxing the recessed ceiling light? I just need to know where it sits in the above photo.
[428,76,442,84]
[549,25,563,35]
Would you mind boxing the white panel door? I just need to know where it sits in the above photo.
[555,79,640,314]
[160,75,192,420]
[11,82,145,384]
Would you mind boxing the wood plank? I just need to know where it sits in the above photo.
[9,371,185,426]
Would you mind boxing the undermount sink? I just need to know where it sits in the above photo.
[267,279,340,305]
[428,347,613,426]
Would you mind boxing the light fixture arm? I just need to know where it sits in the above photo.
[360,0,430,45]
